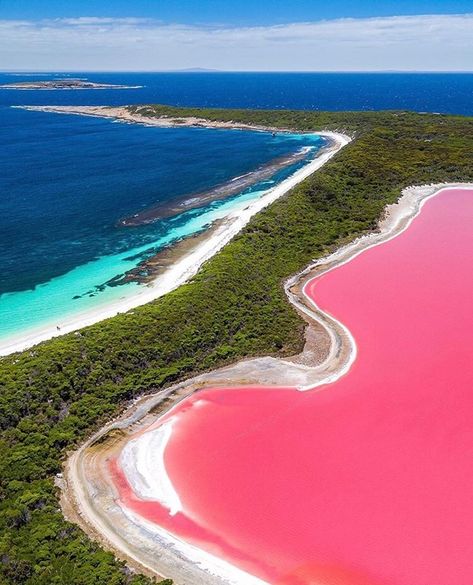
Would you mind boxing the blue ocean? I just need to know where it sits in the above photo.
[1,72,472,347]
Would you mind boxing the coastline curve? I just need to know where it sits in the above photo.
[60,181,473,584]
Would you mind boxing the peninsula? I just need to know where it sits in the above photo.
[16,104,303,131]
[1,106,347,355]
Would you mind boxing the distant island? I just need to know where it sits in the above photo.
[172,67,220,72]
[0,78,142,90]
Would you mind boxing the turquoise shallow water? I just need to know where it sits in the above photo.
[0,93,323,342]
[0,179,311,341]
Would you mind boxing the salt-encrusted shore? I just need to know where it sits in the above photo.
[60,182,473,585]
[0,108,350,356]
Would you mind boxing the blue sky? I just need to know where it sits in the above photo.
[2,0,472,24]
[0,1,472,71]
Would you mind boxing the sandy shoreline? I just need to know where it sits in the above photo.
[0,108,350,356]
[60,181,473,584]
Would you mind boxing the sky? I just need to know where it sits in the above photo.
[0,0,472,71]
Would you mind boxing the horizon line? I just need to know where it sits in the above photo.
[2,69,473,74]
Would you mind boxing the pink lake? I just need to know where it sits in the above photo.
[113,188,473,584]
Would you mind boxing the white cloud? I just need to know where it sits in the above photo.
[58,17,152,26]
[0,14,472,71]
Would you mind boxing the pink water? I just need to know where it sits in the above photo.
[113,189,473,584]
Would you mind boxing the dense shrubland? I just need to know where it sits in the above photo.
[0,108,472,584]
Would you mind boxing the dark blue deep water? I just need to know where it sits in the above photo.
[1,105,315,293]
[1,72,472,344]
[1,72,472,113]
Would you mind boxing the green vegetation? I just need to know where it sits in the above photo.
[1,107,472,584]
